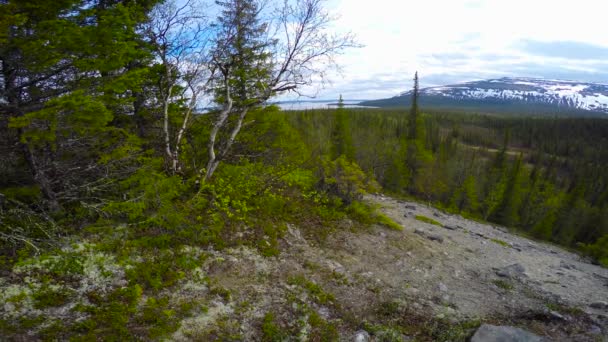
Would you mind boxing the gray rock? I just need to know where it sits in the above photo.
[404,204,416,210]
[588,325,602,335]
[593,272,608,281]
[438,282,448,292]
[433,212,442,218]
[549,311,567,321]
[317,306,330,319]
[353,330,370,342]
[508,242,523,252]
[427,234,444,243]
[415,229,444,243]
[495,263,527,280]
[471,324,544,342]
[443,224,459,230]
[590,301,608,310]
[559,260,577,270]
[495,226,509,233]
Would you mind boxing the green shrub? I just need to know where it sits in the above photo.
[287,275,335,305]
[73,284,143,340]
[347,201,376,223]
[139,296,180,338]
[308,311,338,341]
[584,234,608,267]
[318,156,379,205]
[261,312,287,342]
[347,201,402,230]
[377,213,403,231]
[490,238,510,248]
[492,279,514,291]
[125,250,198,291]
[32,286,72,309]
[102,160,187,228]
[415,215,441,226]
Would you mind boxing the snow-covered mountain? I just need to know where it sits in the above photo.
[360,77,608,115]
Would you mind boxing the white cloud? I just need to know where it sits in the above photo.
[298,0,608,100]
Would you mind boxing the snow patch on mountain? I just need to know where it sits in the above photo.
[400,77,608,113]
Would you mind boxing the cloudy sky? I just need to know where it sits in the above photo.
[308,0,608,100]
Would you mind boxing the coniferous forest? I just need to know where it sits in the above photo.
[1,0,607,340]
[289,107,608,261]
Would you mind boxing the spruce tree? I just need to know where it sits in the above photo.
[408,72,419,140]
[2,0,159,211]
[490,154,524,226]
[330,94,354,160]
[338,94,345,108]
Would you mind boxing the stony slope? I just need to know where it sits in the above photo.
[1,195,607,340]
[175,195,608,340]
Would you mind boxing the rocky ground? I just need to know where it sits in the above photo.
[2,194,607,341]
[171,194,608,340]
[363,195,608,340]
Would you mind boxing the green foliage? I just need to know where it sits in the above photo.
[545,302,584,316]
[140,296,180,338]
[423,318,481,342]
[492,279,514,290]
[450,175,479,213]
[288,108,608,257]
[9,92,113,148]
[308,310,339,341]
[73,281,190,340]
[377,213,404,231]
[102,160,186,226]
[126,253,190,291]
[287,275,335,305]
[331,102,355,160]
[490,238,510,248]
[319,155,379,205]
[3,0,608,337]
[584,234,608,267]
[32,286,72,309]
[415,215,442,226]
[261,312,287,342]
[73,284,143,339]
[346,201,402,230]
[346,201,376,223]
[0,197,60,255]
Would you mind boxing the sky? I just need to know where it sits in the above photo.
[302,0,608,100]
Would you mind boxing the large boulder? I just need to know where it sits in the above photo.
[471,324,544,342]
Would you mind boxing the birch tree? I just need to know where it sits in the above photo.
[145,0,209,174]
[200,0,358,182]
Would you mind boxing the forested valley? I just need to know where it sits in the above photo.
[1,0,607,340]
[290,104,608,265]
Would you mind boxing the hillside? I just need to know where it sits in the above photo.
[2,194,606,340]
[3,0,608,340]
[359,77,608,116]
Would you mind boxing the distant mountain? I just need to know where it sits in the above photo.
[359,77,608,115]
